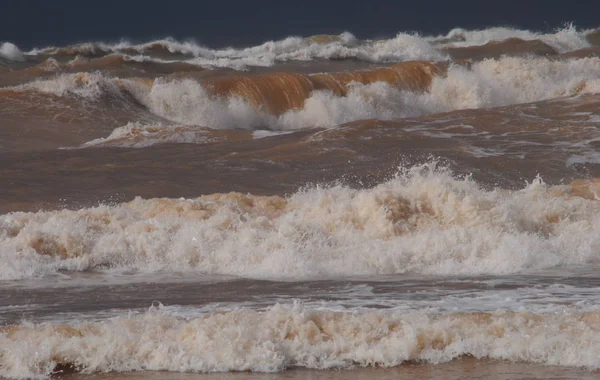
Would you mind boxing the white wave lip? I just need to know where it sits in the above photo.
[2,304,600,379]
[1,165,600,281]
[0,42,25,62]
[435,24,590,53]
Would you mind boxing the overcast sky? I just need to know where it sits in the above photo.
[2,0,599,48]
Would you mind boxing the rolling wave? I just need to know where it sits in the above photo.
[1,304,600,379]
[1,164,599,281]
[6,25,593,71]
[24,32,446,70]
[434,24,590,53]
[13,56,600,136]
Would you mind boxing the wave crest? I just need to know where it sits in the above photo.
[1,164,599,280]
[2,304,600,378]
[0,42,24,62]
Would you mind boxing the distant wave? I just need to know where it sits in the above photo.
[24,32,447,70]
[9,25,595,71]
[433,24,590,53]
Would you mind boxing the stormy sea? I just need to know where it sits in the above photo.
[1,18,600,380]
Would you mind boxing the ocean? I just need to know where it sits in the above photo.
[1,6,600,379]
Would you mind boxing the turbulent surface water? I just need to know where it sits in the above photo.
[1,25,600,380]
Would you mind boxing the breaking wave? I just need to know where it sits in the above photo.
[435,24,590,53]
[0,42,24,62]
[14,56,600,145]
[1,164,599,281]
[26,32,447,70]
[1,304,600,379]
[18,25,594,71]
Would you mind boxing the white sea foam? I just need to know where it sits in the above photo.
[16,71,124,99]
[79,122,214,148]
[436,24,590,53]
[1,303,600,379]
[1,164,599,281]
[0,42,24,62]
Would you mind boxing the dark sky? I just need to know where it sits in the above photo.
[1,0,599,49]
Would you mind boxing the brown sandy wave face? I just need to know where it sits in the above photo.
[118,43,197,60]
[202,61,444,114]
[587,29,600,46]
[305,34,351,44]
[443,38,558,60]
[559,46,600,59]
[2,307,600,378]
